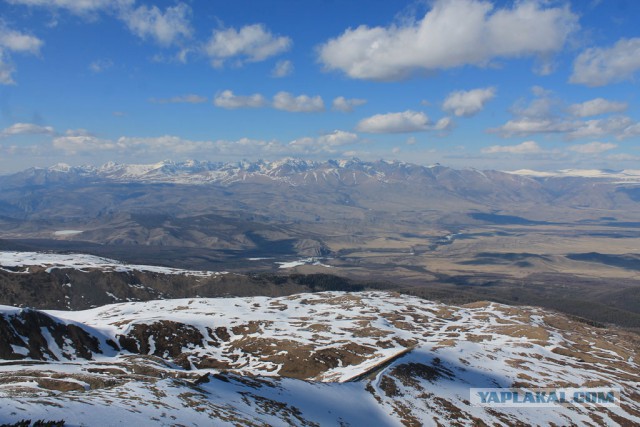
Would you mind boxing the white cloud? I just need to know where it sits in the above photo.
[493,118,575,137]
[271,60,293,78]
[568,98,628,117]
[433,117,454,131]
[571,38,640,87]
[568,142,617,154]
[53,134,117,154]
[289,130,360,153]
[205,24,291,67]
[495,115,640,141]
[213,90,267,109]
[0,51,16,84]
[318,0,577,80]
[8,0,193,49]
[151,94,208,104]
[492,88,640,140]
[5,0,120,15]
[0,26,43,54]
[273,92,324,113]
[89,58,113,73]
[443,87,496,117]
[64,128,93,137]
[482,141,542,154]
[0,24,43,84]
[332,96,367,113]
[0,122,55,137]
[356,110,430,133]
[567,116,640,141]
[52,132,289,157]
[120,3,192,46]
[317,130,359,147]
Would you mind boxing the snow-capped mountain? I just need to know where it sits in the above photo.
[6,158,640,186]
[508,168,640,183]
[0,291,638,426]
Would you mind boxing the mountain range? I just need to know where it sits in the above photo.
[1,158,640,331]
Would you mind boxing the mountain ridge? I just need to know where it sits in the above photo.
[7,158,640,185]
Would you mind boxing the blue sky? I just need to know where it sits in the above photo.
[0,0,639,172]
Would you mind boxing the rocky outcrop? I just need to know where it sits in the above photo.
[0,308,107,361]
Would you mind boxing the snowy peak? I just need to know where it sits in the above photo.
[508,168,640,182]
[7,158,638,188]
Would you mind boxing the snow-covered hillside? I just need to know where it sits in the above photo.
[0,250,225,276]
[508,168,640,183]
[1,291,638,426]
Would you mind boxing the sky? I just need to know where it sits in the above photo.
[0,0,639,173]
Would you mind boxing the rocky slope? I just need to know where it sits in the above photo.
[1,291,638,426]
[0,251,366,310]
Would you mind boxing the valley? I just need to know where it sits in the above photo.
[1,159,639,330]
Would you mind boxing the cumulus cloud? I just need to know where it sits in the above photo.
[271,59,293,78]
[0,122,55,137]
[356,111,452,134]
[568,98,628,117]
[492,88,640,140]
[570,38,640,87]
[332,96,367,112]
[150,94,208,104]
[482,140,542,154]
[120,3,192,46]
[317,130,359,147]
[443,87,496,117]
[493,118,575,137]
[0,23,43,84]
[290,130,359,149]
[568,142,617,154]
[205,24,291,67]
[213,90,267,109]
[566,116,640,141]
[357,111,430,133]
[51,132,288,157]
[318,0,577,80]
[10,0,193,48]
[53,134,117,154]
[433,117,454,131]
[0,26,43,54]
[273,92,324,113]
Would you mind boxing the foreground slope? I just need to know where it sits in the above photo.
[1,291,638,426]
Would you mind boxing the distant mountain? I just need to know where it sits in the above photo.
[509,168,640,182]
[3,158,639,212]
[1,291,638,425]
[2,158,640,184]
[5,158,640,185]
[0,158,638,264]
